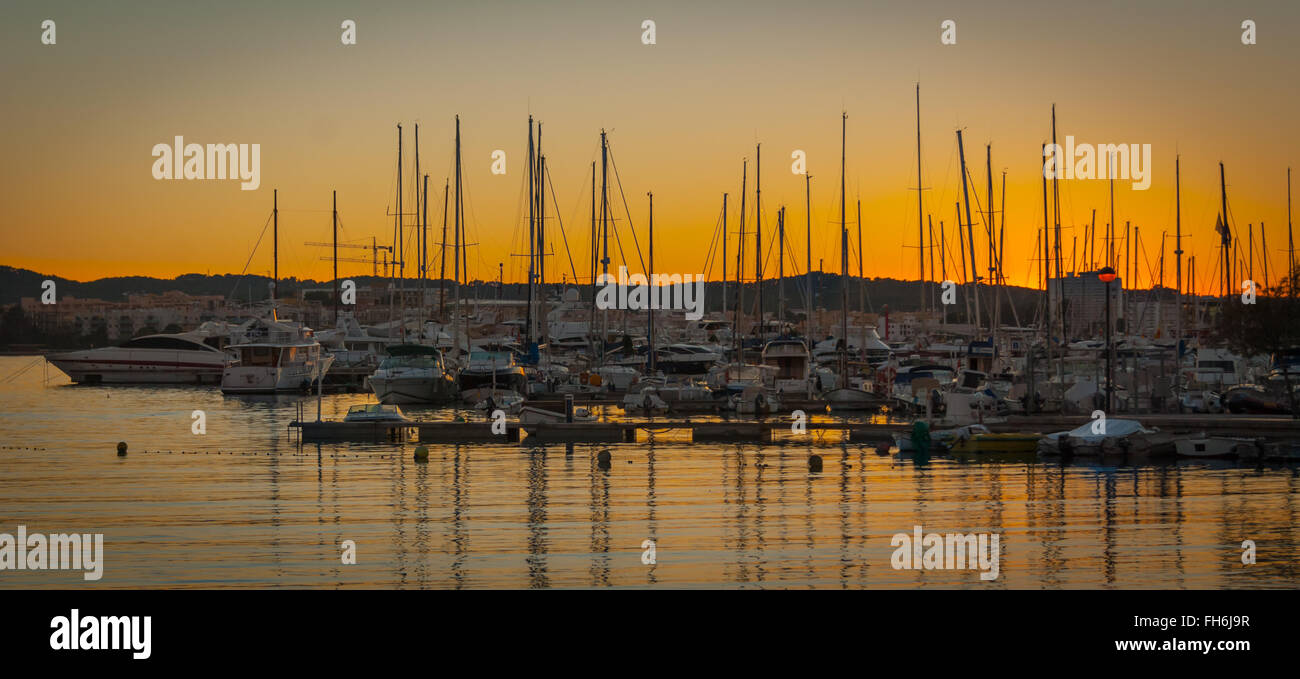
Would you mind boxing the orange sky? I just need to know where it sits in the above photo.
[3,1,1298,296]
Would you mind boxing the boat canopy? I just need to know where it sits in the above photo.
[1063,419,1152,440]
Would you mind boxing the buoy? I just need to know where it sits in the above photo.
[413,445,429,461]
[116,441,127,457]
[597,450,611,464]
[808,454,823,472]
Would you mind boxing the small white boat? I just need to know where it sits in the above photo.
[1175,436,1259,458]
[1037,419,1178,457]
[894,424,991,452]
[473,391,525,413]
[342,403,411,423]
[623,388,669,414]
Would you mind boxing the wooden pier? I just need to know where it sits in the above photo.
[289,413,1298,446]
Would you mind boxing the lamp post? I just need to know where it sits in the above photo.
[1098,267,1117,412]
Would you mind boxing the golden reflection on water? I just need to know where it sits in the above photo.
[1,357,1298,589]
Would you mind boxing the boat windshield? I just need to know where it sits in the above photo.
[347,404,402,416]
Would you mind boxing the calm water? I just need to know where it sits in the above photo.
[1,355,1297,589]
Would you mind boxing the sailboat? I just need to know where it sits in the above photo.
[822,112,885,410]
[367,123,458,404]
[221,190,334,394]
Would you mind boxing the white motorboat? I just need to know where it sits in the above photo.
[368,344,458,404]
[46,331,229,385]
[458,349,527,404]
[221,317,333,394]
[762,337,815,396]
[1037,419,1178,457]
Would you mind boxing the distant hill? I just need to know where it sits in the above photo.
[0,265,1042,319]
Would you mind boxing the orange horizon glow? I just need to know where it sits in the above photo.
[3,1,1298,298]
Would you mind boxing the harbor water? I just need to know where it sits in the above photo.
[1,356,1297,589]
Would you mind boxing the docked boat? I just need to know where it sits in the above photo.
[343,403,411,423]
[458,349,527,403]
[46,330,230,385]
[761,337,815,396]
[368,344,458,404]
[221,317,333,394]
[948,430,1041,453]
[823,385,887,410]
[1037,419,1178,457]
[656,344,724,374]
[894,424,991,453]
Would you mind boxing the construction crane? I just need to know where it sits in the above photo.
[305,237,393,276]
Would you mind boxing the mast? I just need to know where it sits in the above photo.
[734,160,746,359]
[600,131,610,360]
[1051,107,1064,365]
[453,115,463,358]
[722,192,728,319]
[928,214,936,312]
[956,129,979,338]
[1289,168,1295,300]
[777,206,785,323]
[805,174,813,340]
[648,191,655,374]
[272,188,278,306]
[755,143,763,336]
[1220,162,1230,299]
[421,175,428,324]
[857,198,864,315]
[915,83,924,311]
[332,190,338,323]
[537,123,545,337]
[839,111,848,382]
[1040,143,1051,400]
[439,178,449,319]
[525,117,535,345]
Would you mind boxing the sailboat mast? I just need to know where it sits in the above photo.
[735,160,746,358]
[599,131,610,360]
[916,83,924,311]
[755,143,763,336]
[1288,167,1295,300]
[778,206,785,323]
[332,190,338,323]
[839,111,848,381]
[525,117,535,345]
[1220,162,1229,299]
[453,115,463,357]
[805,174,813,341]
[857,198,864,316]
[648,192,655,373]
[722,193,728,320]
[955,129,979,338]
[272,188,278,305]
[439,178,449,319]
[421,175,428,324]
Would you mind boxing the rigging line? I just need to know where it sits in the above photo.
[702,202,727,281]
[227,210,275,301]
[605,143,648,273]
[544,162,581,287]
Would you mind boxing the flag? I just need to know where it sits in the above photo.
[1215,214,1231,245]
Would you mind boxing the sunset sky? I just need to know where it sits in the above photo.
[3,0,1298,295]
